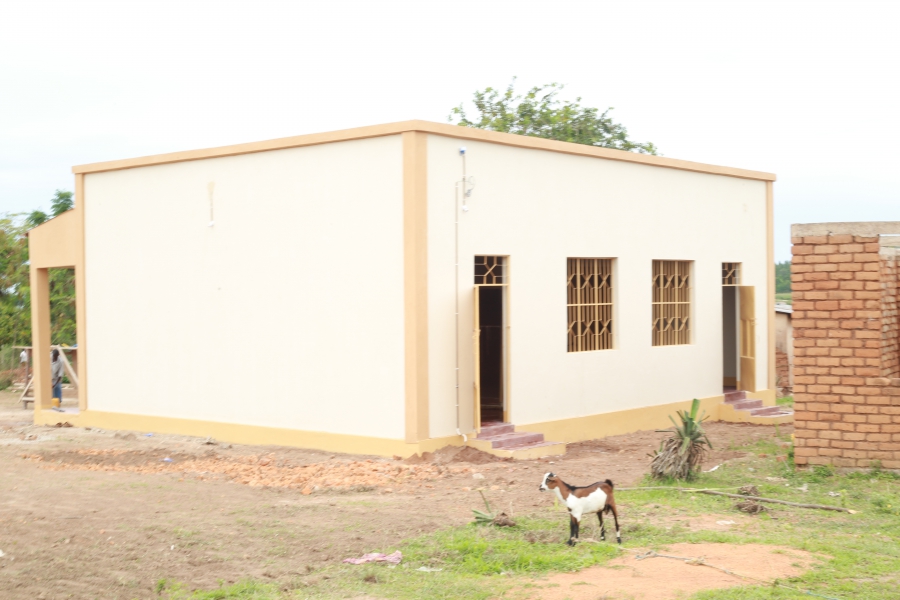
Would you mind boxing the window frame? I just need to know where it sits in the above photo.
[566,257,615,353]
[652,259,693,347]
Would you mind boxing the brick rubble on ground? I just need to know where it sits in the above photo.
[22,450,471,492]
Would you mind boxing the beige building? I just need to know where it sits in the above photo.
[28,120,785,458]
[775,304,794,395]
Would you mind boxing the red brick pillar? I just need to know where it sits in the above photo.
[791,228,900,469]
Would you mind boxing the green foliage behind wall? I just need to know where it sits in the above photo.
[0,190,77,349]
[775,261,791,294]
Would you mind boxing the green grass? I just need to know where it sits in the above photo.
[160,434,900,600]
[777,395,794,408]
[775,292,793,305]
[159,580,281,599]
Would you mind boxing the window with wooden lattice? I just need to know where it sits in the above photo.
[475,256,504,284]
[722,262,740,285]
[652,260,692,346]
[567,258,613,352]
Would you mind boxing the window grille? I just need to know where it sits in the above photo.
[652,260,692,346]
[722,262,740,285]
[475,256,505,285]
[567,258,613,352]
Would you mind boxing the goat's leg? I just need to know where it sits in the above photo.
[567,514,579,546]
[609,503,622,544]
[597,511,606,541]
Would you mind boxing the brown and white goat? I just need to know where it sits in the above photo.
[539,472,620,546]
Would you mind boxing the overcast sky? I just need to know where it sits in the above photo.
[1,0,898,261]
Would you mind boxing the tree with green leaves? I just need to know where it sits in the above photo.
[0,214,32,347]
[449,78,658,154]
[775,261,791,294]
[0,190,77,350]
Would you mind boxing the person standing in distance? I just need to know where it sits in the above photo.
[51,349,64,408]
[19,348,28,382]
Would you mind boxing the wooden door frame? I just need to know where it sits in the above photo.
[738,285,757,393]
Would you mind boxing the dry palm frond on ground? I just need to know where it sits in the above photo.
[650,398,712,481]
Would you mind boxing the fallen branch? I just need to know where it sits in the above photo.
[617,486,739,492]
[697,490,853,513]
[616,486,855,513]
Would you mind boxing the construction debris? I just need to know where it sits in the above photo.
[342,551,402,565]
[735,500,766,514]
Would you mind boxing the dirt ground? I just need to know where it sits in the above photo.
[0,389,792,599]
[528,543,819,600]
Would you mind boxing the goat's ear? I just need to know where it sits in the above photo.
[548,472,555,478]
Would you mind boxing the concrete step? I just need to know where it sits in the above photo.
[469,423,566,459]
[724,391,747,403]
[720,390,794,425]
[732,399,763,411]
[488,441,567,460]
[750,406,794,417]
[478,431,546,449]
[477,422,515,437]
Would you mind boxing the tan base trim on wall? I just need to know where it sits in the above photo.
[747,388,777,406]
[515,395,728,443]
[34,390,779,458]
[33,410,462,458]
[517,389,779,443]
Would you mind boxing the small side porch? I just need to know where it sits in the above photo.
[468,422,566,460]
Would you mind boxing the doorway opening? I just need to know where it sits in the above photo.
[48,267,79,413]
[477,285,504,423]
[722,285,739,391]
[473,255,507,429]
[722,263,756,393]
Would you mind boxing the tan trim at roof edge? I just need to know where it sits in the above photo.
[72,119,776,181]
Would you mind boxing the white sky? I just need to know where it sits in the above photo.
[1,0,898,261]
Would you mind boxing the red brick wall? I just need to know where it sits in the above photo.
[776,349,791,395]
[882,254,899,378]
[791,234,900,469]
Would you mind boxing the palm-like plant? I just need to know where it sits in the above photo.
[650,399,713,480]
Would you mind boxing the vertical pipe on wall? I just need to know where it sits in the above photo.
[454,148,467,440]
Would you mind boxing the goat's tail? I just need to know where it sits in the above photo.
[605,479,614,489]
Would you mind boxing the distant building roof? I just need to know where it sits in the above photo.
[775,303,793,315]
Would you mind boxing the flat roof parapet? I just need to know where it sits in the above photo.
[792,222,900,238]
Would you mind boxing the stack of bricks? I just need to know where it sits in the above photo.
[881,248,899,378]
[791,223,900,470]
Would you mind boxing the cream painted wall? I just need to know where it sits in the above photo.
[426,135,769,437]
[84,136,406,439]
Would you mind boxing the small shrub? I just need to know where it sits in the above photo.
[807,465,836,483]
[650,399,712,481]
[871,496,900,516]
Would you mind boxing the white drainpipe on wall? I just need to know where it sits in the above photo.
[455,146,471,443]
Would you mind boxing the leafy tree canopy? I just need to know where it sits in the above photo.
[449,78,658,155]
[775,261,791,294]
[51,190,73,216]
[0,190,77,350]
[25,210,48,229]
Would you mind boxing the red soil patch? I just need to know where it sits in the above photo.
[526,543,818,599]
[23,449,469,492]
[406,445,508,465]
